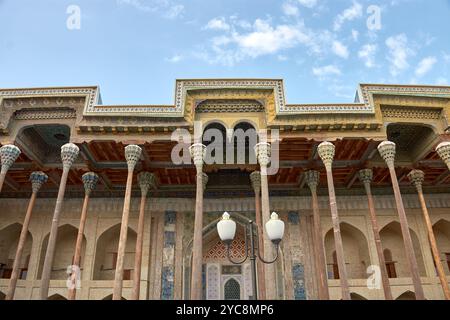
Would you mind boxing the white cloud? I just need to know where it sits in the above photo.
[165,54,183,63]
[198,18,327,65]
[358,44,377,68]
[332,40,349,59]
[204,17,230,31]
[233,20,312,57]
[297,0,318,8]
[117,0,184,19]
[334,1,363,31]
[312,65,341,78]
[415,56,437,77]
[385,34,414,76]
[282,2,299,16]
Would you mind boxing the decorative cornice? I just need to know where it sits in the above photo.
[1,81,449,125]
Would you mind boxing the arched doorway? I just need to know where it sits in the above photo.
[380,222,426,277]
[396,291,416,300]
[324,223,370,279]
[350,293,368,300]
[183,213,270,300]
[48,294,67,300]
[0,223,33,280]
[93,224,137,280]
[0,291,5,300]
[432,220,450,275]
[102,294,126,300]
[224,278,241,300]
[38,224,86,280]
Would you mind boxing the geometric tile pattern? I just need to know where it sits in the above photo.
[292,263,307,300]
[161,211,177,300]
[204,238,246,260]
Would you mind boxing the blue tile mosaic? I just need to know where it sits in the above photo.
[292,263,307,300]
[288,212,300,225]
[164,231,176,247]
[165,211,177,225]
[161,266,174,300]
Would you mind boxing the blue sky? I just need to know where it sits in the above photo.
[1,0,449,105]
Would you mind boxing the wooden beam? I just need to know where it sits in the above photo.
[435,171,450,185]
[4,176,20,191]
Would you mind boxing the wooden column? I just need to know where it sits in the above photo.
[189,143,206,300]
[255,142,277,300]
[0,145,21,193]
[317,142,351,300]
[132,172,156,300]
[68,172,99,300]
[6,171,48,300]
[304,170,329,300]
[408,169,450,300]
[113,145,142,300]
[358,169,393,300]
[377,141,425,300]
[250,171,266,300]
[436,142,450,171]
[40,143,79,300]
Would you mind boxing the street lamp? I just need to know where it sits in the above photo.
[216,212,285,300]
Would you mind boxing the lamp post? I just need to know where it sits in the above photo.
[216,212,285,300]
[436,142,450,170]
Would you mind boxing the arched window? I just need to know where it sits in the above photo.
[384,249,397,278]
[224,278,241,300]
[202,123,227,165]
[233,122,258,165]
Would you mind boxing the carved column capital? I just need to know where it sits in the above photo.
[317,141,335,170]
[82,172,99,196]
[61,143,79,170]
[30,171,48,193]
[377,141,396,168]
[408,169,425,192]
[189,143,206,172]
[254,142,271,167]
[304,170,320,193]
[138,172,157,195]
[436,142,450,170]
[0,144,21,173]
[124,145,142,171]
[358,169,373,185]
[250,171,261,194]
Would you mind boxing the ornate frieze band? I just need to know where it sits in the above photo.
[1,81,449,121]
[2,193,448,215]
